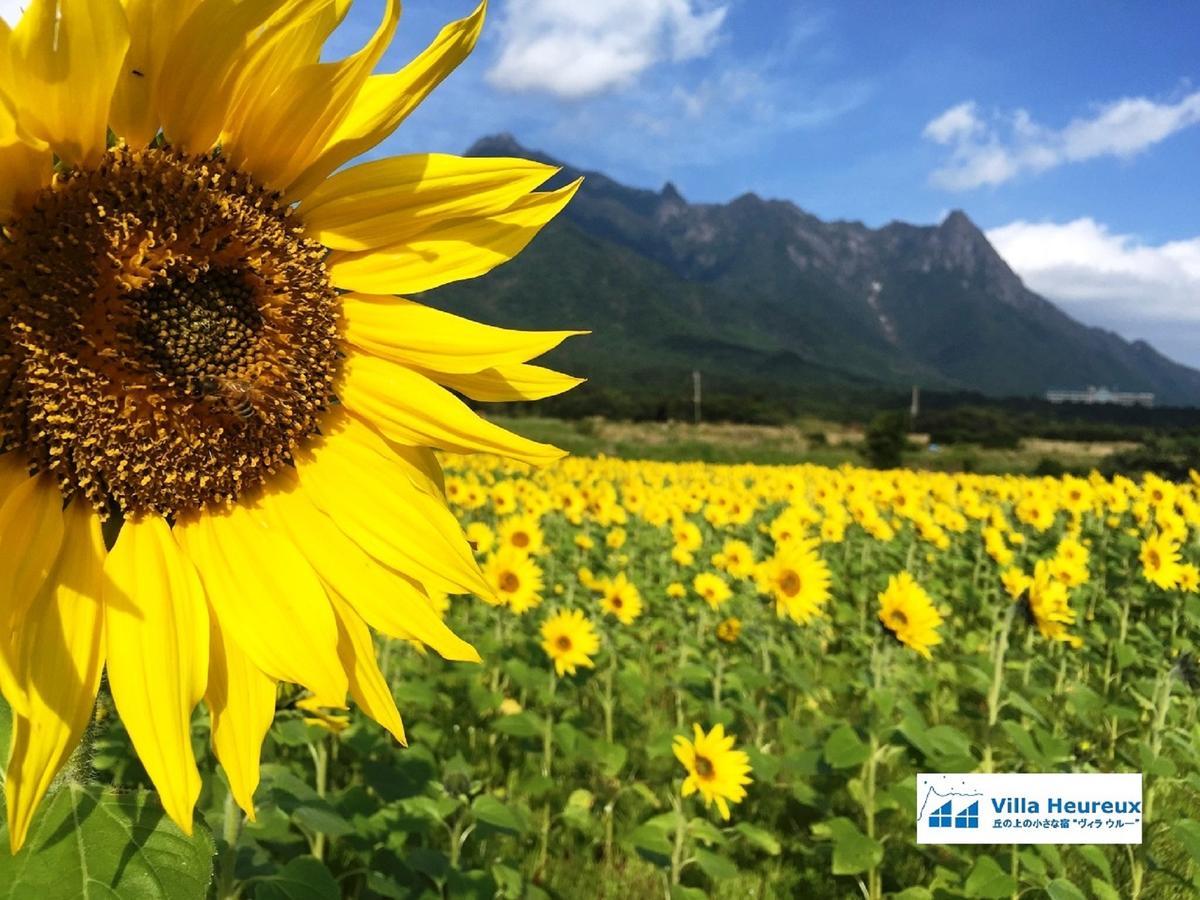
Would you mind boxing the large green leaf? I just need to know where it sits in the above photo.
[253,856,339,900]
[0,783,214,899]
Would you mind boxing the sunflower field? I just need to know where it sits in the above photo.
[6,453,1200,899]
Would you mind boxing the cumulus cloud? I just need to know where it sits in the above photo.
[988,218,1200,366]
[486,0,728,100]
[925,91,1200,190]
[0,1,25,25]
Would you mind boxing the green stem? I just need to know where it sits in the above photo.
[310,738,329,862]
[669,794,688,887]
[216,788,243,900]
[983,602,1017,773]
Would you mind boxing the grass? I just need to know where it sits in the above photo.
[490,415,1132,475]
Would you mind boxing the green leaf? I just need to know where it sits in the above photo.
[471,795,525,835]
[963,855,1018,899]
[492,712,545,739]
[254,856,339,900]
[687,817,726,847]
[823,725,869,768]
[670,886,708,900]
[811,817,883,875]
[1076,844,1113,882]
[1090,879,1122,900]
[629,823,672,866]
[0,783,214,899]
[1174,819,1200,865]
[892,890,933,900]
[693,848,738,880]
[733,821,781,855]
[1045,878,1087,900]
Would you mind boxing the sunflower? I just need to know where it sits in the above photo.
[1024,560,1082,647]
[498,512,545,555]
[756,541,831,624]
[715,617,742,643]
[482,547,544,614]
[693,571,733,611]
[540,609,600,677]
[672,723,753,820]
[0,0,583,851]
[596,572,643,625]
[1140,531,1182,590]
[877,571,943,659]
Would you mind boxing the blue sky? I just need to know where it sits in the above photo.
[327,0,1200,368]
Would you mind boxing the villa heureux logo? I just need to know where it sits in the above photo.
[917,773,1142,845]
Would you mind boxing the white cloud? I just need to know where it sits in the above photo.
[925,91,1200,190]
[988,218,1200,366]
[0,1,25,26]
[486,0,728,100]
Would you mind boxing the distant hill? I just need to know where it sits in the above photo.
[423,134,1200,410]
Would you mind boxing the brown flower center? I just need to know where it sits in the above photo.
[0,147,338,519]
[555,635,572,651]
[500,572,520,593]
[512,531,530,548]
[694,755,715,778]
[779,571,801,596]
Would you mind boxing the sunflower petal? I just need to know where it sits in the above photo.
[206,613,276,820]
[5,503,106,852]
[288,2,487,200]
[339,353,565,465]
[327,592,405,744]
[257,469,480,663]
[0,471,64,713]
[0,90,51,221]
[4,0,129,166]
[302,154,557,252]
[109,0,201,147]
[175,505,346,702]
[428,364,584,402]
[295,424,494,600]
[327,180,580,295]
[224,0,399,190]
[103,516,208,835]
[155,0,285,152]
[340,294,583,375]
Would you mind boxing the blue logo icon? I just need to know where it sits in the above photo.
[928,801,979,828]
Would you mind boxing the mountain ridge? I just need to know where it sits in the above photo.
[422,134,1200,407]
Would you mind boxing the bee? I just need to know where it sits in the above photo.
[217,377,259,420]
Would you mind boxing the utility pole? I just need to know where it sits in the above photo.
[692,370,702,425]
[910,384,920,424]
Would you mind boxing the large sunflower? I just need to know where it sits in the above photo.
[0,0,583,851]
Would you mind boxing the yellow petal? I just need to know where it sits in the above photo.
[5,502,106,852]
[0,471,64,713]
[328,179,580,295]
[326,592,405,744]
[6,0,129,166]
[205,613,276,820]
[0,89,51,221]
[256,469,480,663]
[302,154,557,251]
[154,0,284,152]
[103,516,208,835]
[295,421,494,599]
[174,505,346,702]
[339,353,565,465]
[108,0,201,147]
[288,2,487,200]
[428,363,584,402]
[340,293,583,375]
[224,0,399,190]
[223,0,351,140]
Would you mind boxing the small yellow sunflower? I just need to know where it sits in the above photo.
[540,609,600,677]
[482,547,544,615]
[877,571,943,659]
[715,617,742,643]
[756,542,831,624]
[498,512,545,555]
[0,0,583,850]
[672,723,753,820]
[1140,531,1182,590]
[596,572,643,625]
[693,571,733,610]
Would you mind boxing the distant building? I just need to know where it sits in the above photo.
[1045,386,1154,408]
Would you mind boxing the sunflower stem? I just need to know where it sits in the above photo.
[310,736,330,862]
[216,787,243,900]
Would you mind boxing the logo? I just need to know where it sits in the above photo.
[927,800,979,828]
[917,773,1142,845]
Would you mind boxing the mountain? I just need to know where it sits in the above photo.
[422,134,1200,409]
